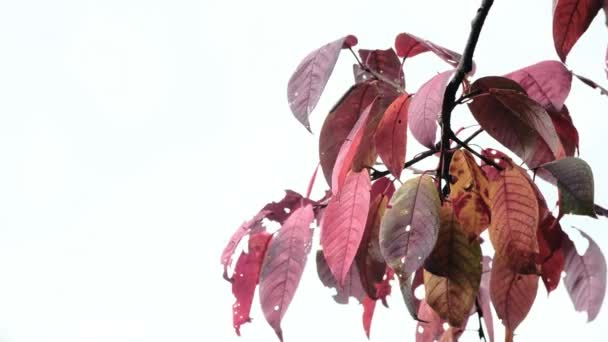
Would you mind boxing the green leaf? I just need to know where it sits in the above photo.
[539,157,596,217]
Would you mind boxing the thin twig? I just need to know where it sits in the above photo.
[451,133,503,170]
[475,299,487,342]
[371,148,437,180]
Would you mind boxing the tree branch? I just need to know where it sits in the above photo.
[437,0,495,197]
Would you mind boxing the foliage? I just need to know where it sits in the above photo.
[221,1,608,341]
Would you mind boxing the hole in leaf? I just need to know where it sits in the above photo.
[493,158,500,164]
[274,305,280,311]
[405,225,411,232]
[414,285,425,300]
[418,326,424,334]
[442,322,449,331]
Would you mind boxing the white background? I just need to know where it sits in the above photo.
[0,0,606,341]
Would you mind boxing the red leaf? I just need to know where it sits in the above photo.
[261,190,306,224]
[356,178,395,299]
[362,296,376,338]
[409,70,454,148]
[287,35,358,131]
[394,33,462,68]
[221,211,267,278]
[549,105,579,156]
[553,0,602,62]
[504,60,572,111]
[468,76,565,168]
[315,250,365,304]
[490,255,539,331]
[563,228,607,321]
[321,170,371,285]
[537,215,566,293]
[359,48,405,88]
[305,164,319,199]
[375,94,410,179]
[331,99,376,195]
[319,83,379,186]
[231,232,272,335]
[259,204,315,341]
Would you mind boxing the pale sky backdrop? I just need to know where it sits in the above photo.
[0,0,606,341]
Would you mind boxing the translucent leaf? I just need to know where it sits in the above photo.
[394,32,462,67]
[553,0,602,62]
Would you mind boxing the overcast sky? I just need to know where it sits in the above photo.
[0,0,606,341]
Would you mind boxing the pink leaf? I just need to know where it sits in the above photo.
[563,228,607,321]
[490,255,539,331]
[332,99,376,195]
[362,296,376,338]
[375,94,410,179]
[315,250,366,304]
[415,300,465,342]
[504,60,572,111]
[259,204,315,341]
[553,0,602,62]
[394,33,462,68]
[231,232,272,335]
[319,82,379,186]
[321,170,371,285]
[409,70,454,148]
[287,35,358,131]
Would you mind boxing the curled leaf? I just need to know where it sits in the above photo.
[394,32,462,67]
[358,48,405,88]
[288,35,358,131]
[563,229,607,321]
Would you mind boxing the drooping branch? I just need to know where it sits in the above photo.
[437,0,495,195]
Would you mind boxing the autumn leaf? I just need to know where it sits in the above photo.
[504,60,572,111]
[380,175,441,274]
[362,296,376,338]
[563,228,607,321]
[549,105,579,156]
[231,232,272,335]
[448,149,491,239]
[287,35,358,131]
[259,204,315,341]
[358,48,405,88]
[536,214,566,293]
[552,0,602,62]
[488,163,540,274]
[394,32,462,68]
[321,170,371,285]
[409,70,454,148]
[423,204,482,327]
[315,250,365,304]
[415,300,465,342]
[468,76,565,168]
[319,82,379,186]
[356,177,395,299]
[375,94,410,179]
[490,255,539,331]
[397,268,423,320]
[539,157,596,217]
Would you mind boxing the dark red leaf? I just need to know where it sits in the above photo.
[287,35,358,131]
[468,76,565,168]
[536,215,566,293]
[319,83,379,186]
[574,73,608,96]
[259,204,315,341]
[362,296,376,338]
[261,190,306,224]
[490,255,539,331]
[504,60,572,111]
[359,48,405,88]
[553,0,602,62]
[548,105,579,156]
[394,33,462,67]
[231,232,272,335]
[321,170,371,285]
[563,228,607,321]
[221,211,267,279]
[375,94,410,179]
[356,178,395,299]
[409,70,454,148]
[315,250,365,304]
